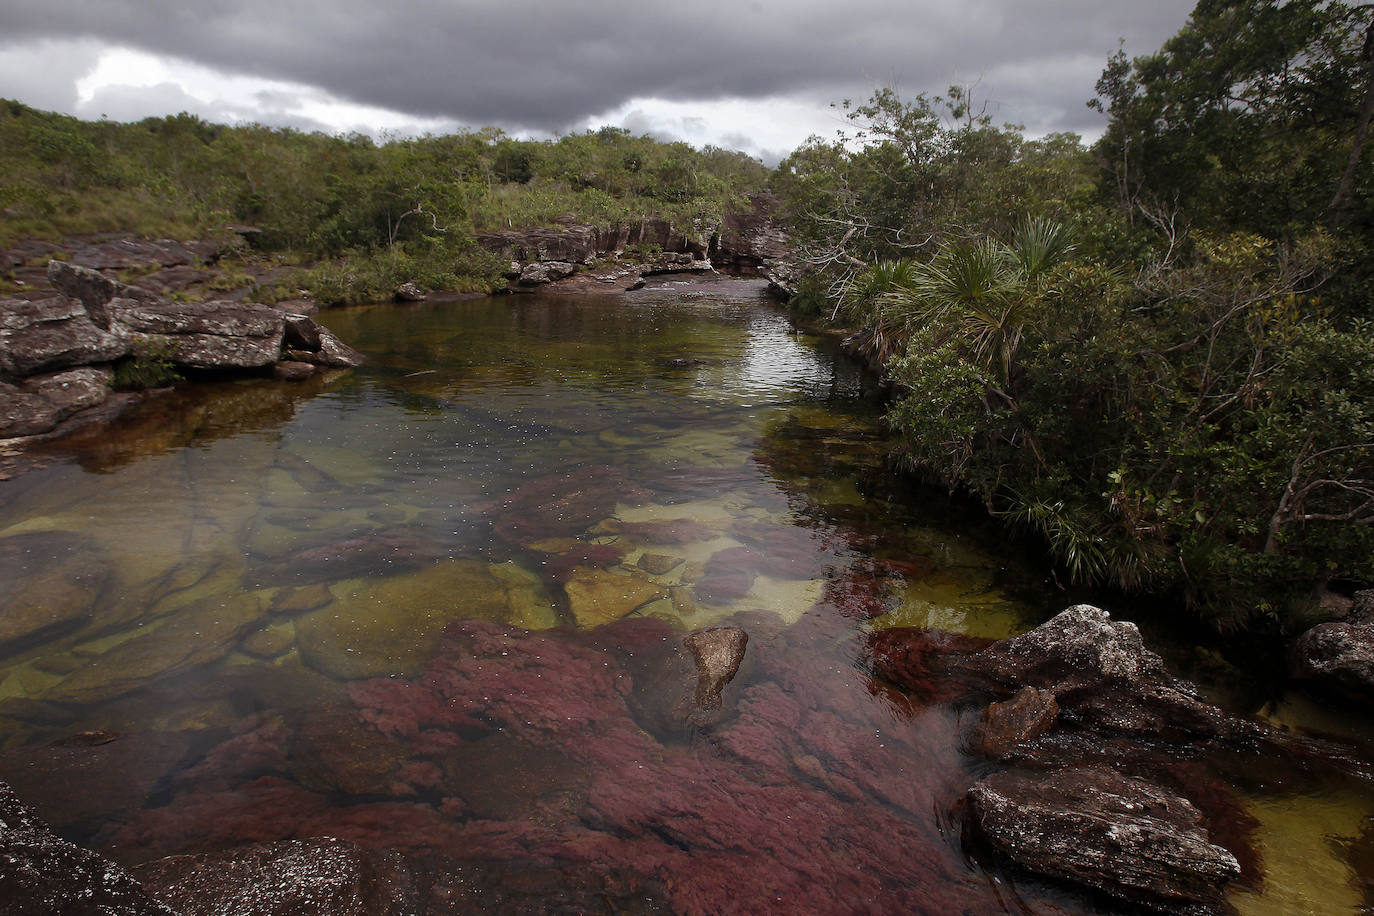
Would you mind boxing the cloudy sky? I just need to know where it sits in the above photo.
[0,1,1196,163]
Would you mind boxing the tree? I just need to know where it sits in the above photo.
[1091,0,1374,238]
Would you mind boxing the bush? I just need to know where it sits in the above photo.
[111,336,181,389]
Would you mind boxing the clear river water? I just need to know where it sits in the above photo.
[0,279,1370,913]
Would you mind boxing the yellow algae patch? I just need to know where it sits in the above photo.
[867,598,1030,641]
[564,567,669,627]
[1231,790,1372,916]
[297,558,551,679]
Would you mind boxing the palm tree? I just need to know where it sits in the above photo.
[880,217,1074,389]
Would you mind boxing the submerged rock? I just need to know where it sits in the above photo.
[563,566,668,627]
[968,766,1240,913]
[0,730,192,830]
[49,592,268,704]
[296,558,547,679]
[0,531,110,657]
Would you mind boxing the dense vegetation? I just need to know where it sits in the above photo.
[0,105,769,302]
[774,0,1374,630]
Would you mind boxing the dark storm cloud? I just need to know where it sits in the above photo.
[1,0,1194,136]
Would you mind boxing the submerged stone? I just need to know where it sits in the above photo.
[0,531,110,657]
[240,622,296,660]
[296,559,536,679]
[637,552,682,575]
[0,730,192,830]
[563,566,669,627]
[49,592,267,704]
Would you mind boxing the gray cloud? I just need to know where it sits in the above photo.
[0,38,101,113]
[0,1,1195,144]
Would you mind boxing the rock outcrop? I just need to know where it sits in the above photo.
[0,260,362,440]
[968,766,1241,913]
[869,605,1278,912]
[1292,589,1374,701]
[475,199,792,293]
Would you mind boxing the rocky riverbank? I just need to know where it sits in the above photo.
[0,260,361,445]
[474,193,795,296]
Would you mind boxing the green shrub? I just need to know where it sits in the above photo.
[111,336,181,389]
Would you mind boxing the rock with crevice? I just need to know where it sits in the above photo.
[0,294,128,376]
[113,297,286,368]
[968,766,1240,913]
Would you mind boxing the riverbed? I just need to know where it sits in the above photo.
[0,280,1369,913]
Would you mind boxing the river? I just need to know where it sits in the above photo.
[0,279,1369,913]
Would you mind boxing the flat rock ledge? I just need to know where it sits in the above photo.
[0,261,363,441]
[968,766,1240,914]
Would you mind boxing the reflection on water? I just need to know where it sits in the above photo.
[0,282,1369,913]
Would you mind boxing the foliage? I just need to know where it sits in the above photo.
[770,3,1374,631]
[0,101,770,296]
[772,88,1095,289]
[111,336,182,390]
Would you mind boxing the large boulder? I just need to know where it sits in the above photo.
[113,297,285,369]
[1291,590,1374,701]
[968,766,1240,913]
[957,604,1259,748]
[0,295,128,375]
[0,366,114,438]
